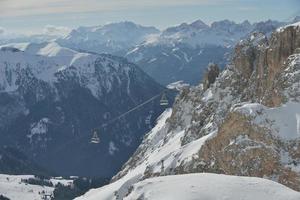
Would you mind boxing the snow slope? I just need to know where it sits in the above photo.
[125,173,300,200]
[77,173,300,200]
[0,174,72,200]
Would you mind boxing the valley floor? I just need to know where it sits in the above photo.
[0,174,72,200]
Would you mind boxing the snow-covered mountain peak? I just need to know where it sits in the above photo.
[164,20,209,34]
[0,41,95,66]
[0,41,139,97]
[37,42,77,57]
[211,19,237,29]
[0,42,30,51]
[1,42,79,59]
[57,21,160,54]
[190,20,209,29]
[142,19,256,48]
[102,21,157,31]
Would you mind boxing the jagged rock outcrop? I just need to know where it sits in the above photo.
[203,63,220,90]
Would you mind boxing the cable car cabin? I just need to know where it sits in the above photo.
[160,93,169,106]
[90,130,100,144]
[145,116,151,125]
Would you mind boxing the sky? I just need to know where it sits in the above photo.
[0,0,299,35]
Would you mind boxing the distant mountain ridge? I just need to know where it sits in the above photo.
[125,19,285,85]
[0,19,290,86]
[56,21,159,54]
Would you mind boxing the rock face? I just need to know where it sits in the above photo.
[76,22,300,199]
[233,25,300,107]
[0,43,166,177]
[202,63,220,90]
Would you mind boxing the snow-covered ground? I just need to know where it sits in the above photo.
[233,102,300,140]
[0,174,72,200]
[277,21,300,32]
[77,173,300,200]
[167,81,190,91]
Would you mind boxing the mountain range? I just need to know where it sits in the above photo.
[1,18,293,86]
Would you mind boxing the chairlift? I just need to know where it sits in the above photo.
[90,130,100,144]
[145,116,151,125]
[91,92,168,143]
[160,92,169,106]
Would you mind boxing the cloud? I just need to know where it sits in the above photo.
[237,6,258,11]
[43,25,71,37]
[0,27,5,34]
[0,0,229,17]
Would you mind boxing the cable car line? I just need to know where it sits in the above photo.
[51,90,169,154]
[89,93,163,144]
[98,93,162,129]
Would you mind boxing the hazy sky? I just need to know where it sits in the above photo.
[0,0,299,35]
